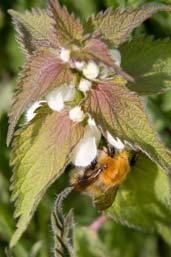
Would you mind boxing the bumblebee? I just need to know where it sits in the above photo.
[71,146,137,200]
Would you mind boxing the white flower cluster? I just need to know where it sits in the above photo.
[26,47,124,167]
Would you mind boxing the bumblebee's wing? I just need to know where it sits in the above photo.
[93,186,118,211]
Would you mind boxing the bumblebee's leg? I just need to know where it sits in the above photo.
[130,152,139,166]
[107,144,116,157]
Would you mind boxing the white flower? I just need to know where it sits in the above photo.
[60,48,71,62]
[83,61,99,80]
[72,118,101,167]
[69,106,85,122]
[78,78,92,93]
[26,101,45,122]
[110,49,121,66]
[46,84,75,112]
[75,61,85,71]
[106,131,125,150]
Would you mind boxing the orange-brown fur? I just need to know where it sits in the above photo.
[97,150,130,188]
[71,150,130,196]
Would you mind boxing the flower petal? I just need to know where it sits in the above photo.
[72,119,101,167]
[72,134,97,167]
[25,101,43,122]
[88,117,101,144]
[106,131,125,150]
[46,87,65,112]
[46,84,75,112]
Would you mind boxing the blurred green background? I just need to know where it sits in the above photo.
[1,0,171,256]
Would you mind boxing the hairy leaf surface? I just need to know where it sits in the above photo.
[107,153,171,244]
[48,0,83,45]
[7,48,72,146]
[10,106,84,247]
[8,9,56,55]
[82,79,171,179]
[88,3,171,46]
[120,37,171,95]
[73,39,115,67]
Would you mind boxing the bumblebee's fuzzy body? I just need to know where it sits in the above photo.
[71,149,130,196]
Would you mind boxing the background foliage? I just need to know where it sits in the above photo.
[1,0,171,256]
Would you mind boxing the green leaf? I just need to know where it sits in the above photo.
[106,153,171,244]
[120,37,171,95]
[7,48,72,146]
[51,187,75,257]
[10,105,84,247]
[88,3,171,47]
[48,0,83,45]
[94,186,118,211]
[82,78,171,182]
[8,9,57,55]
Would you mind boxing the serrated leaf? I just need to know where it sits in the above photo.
[7,48,72,146]
[82,78,171,183]
[106,153,171,244]
[8,9,57,55]
[10,105,84,247]
[48,0,83,45]
[73,39,115,67]
[51,187,75,257]
[120,37,171,95]
[88,3,171,46]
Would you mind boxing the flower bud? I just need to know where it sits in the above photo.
[69,106,85,122]
[83,61,99,80]
[78,78,92,93]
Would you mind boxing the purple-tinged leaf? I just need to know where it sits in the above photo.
[7,48,72,146]
[8,9,57,55]
[73,39,115,67]
[48,0,83,45]
[10,105,84,247]
[82,78,171,181]
[88,3,171,47]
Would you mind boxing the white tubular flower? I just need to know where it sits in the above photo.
[78,78,92,93]
[26,101,45,122]
[46,84,75,112]
[110,49,121,66]
[83,61,99,80]
[60,48,71,62]
[69,106,85,123]
[106,131,125,150]
[72,118,101,167]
